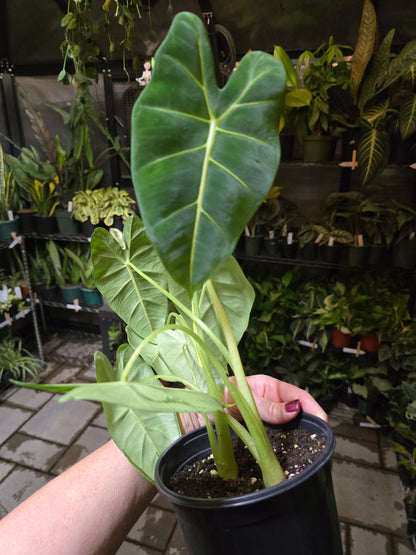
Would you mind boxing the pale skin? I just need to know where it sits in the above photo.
[0,375,327,554]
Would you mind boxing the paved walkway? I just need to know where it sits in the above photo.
[0,331,414,554]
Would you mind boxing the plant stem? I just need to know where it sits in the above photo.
[206,279,286,487]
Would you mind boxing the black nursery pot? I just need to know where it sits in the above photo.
[155,413,342,555]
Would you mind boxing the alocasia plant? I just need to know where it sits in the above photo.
[17,12,287,488]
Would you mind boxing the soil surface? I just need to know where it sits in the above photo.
[168,427,326,499]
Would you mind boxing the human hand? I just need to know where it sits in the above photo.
[179,374,327,434]
[224,374,327,424]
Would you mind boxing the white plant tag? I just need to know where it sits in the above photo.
[328,236,334,247]
[287,232,293,245]
[410,232,415,240]
[67,201,73,212]
[7,210,14,221]
[315,233,323,244]
[0,285,8,302]
[358,234,364,247]
[14,286,22,298]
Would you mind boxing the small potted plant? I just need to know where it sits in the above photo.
[16,13,342,554]
[0,337,43,390]
[72,188,106,235]
[19,178,60,234]
[29,245,58,301]
[46,240,83,304]
[100,186,136,229]
[0,146,21,240]
[65,247,102,306]
[296,36,352,162]
[272,46,312,160]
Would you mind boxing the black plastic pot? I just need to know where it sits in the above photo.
[155,413,342,555]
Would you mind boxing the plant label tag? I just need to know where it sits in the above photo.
[358,234,364,247]
[5,312,12,326]
[269,230,274,239]
[7,210,14,221]
[66,303,82,312]
[287,232,293,245]
[328,236,334,247]
[410,232,415,240]
[0,285,8,302]
[8,232,22,249]
[315,233,323,244]
[282,224,287,237]
[14,286,22,298]
[67,201,73,212]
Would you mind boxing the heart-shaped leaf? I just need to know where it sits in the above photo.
[131,11,286,293]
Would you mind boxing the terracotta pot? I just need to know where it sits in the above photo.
[331,329,351,348]
[360,332,379,353]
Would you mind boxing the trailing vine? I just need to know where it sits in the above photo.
[59,0,174,86]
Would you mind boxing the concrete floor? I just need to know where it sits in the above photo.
[0,330,414,554]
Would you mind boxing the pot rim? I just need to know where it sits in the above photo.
[155,412,335,509]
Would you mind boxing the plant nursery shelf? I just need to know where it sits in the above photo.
[40,299,100,313]
[23,232,91,243]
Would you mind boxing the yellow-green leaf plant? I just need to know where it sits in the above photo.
[17,12,287,488]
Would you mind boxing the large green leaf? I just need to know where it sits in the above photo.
[131,11,286,293]
[169,256,255,353]
[95,346,180,482]
[91,216,168,340]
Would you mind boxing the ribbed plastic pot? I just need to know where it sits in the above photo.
[0,218,19,239]
[55,208,79,236]
[155,413,342,555]
[81,287,102,306]
[59,285,82,304]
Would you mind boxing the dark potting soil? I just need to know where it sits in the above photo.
[168,427,326,499]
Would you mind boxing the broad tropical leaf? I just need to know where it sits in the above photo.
[95,346,181,482]
[91,216,168,339]
[350,0,377,104]
[358,124,389,184]
[168,256,255,356]
[358,29,395,111]
[131,11,286,293]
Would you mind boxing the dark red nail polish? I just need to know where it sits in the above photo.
[285,399,300,413]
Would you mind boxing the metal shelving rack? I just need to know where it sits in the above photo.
[0,234,44,361]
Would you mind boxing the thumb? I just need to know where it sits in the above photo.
[255,397,302,425]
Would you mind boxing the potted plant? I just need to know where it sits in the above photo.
[272,46,312,160]
[101,186,136,229]
[19,178,59,234]
[0,146,21,240]
[296,36,352,161]
[321,191,372,267]
[72,188,106,235]
[29,245,57,301]
[65,247,102,306]
[16,13,342,554]
[46,240,83,304]
[335,9,416,184]
[0,337,43,390]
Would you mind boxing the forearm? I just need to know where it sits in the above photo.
[0,440,156,554]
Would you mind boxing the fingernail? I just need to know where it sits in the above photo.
[285,399,300,413]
